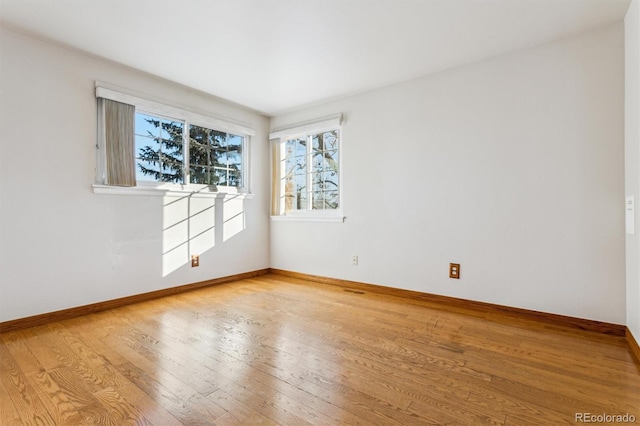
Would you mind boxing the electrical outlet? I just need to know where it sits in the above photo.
[449,263,460,279]
[352,255,359,266]
[191,255,200,267]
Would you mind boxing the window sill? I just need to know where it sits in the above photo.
[271,214,345,223]
[92,183,254,199]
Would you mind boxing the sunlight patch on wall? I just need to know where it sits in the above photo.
[162,192,247,277]
[162,195,216,277]
[162,196,191,277]
[223,196,245,242]
[189,196,216,255]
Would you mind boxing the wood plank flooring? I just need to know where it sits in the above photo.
[1,274,639,425]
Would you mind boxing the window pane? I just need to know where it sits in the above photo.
[190,166,207,184]
[135,134,159,157]
[284,136,307,203]
[285,138,305,155]
[204,168,218,185]
[228,134,243,151]
[312,131,336,151]
[312,154,325,174]
[189,124,243,187]
[192,168,213,186]
[161,148,184,183]
[284,178,296,212]
[312,180,323,193]
[325,149,338,166]
[162,121,184,143]
[286,192,307,211]
[135,112,184,183]
[228,170,241,187]
[215,131,228,148]
[214,167,227,186]
[285,155,295,173]
[285,140,296,156]
[161,137,184,162]
[190,124,209,144]
[227,148,242,168]
[312,192,324,209]
[324,191,339,209]
[190,139,209,165]
[286,155,306,175]
[135,113,159,137]
[136,159,159,182]
[189,125,212,180]
[313,131,339,210]
[312,191,339,210]
[322,171,339,189]
[229,153,242,170]
[296,189,307,210]
[213,150,227,168]
[323,131,339,151]
[294,173,306,192]
[284,170,308,212]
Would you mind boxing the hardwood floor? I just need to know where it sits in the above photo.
[1,274,639,425]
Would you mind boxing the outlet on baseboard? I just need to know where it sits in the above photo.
[191,255,200,267]
[449,263,460,279]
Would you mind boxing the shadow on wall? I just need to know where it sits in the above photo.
[162,193,246,276]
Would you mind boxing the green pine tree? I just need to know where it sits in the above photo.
[137,118,184,183]
[137,118,242,187]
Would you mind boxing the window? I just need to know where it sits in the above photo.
[270,115,343,221]
[283,130,339,211]
[134,112,244,188]
[95,84,253,194]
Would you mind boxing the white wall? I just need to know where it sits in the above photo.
[0,28,271,322]
[271,24,626,324]
[0,22,629,326]
[626,0,640,338]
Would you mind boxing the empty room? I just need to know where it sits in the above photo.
[1,0,639,424]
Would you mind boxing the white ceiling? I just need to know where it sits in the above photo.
[0,0,631,116]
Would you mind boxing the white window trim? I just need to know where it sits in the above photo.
[95,82,254,197]
[96,83,256,136]
[92,181,254,199]
[270,114,344,222]
[270,213,344,223]
[269,114,341,140]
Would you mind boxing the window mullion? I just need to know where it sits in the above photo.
[307,135,313,211]
[278,141,286,214]
[183,120,190,184]
[158,126,164,181]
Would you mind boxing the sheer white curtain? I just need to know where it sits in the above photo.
[271,139,281,215]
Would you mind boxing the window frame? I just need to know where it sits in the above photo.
[270,114,344,222]
[95,83,254,197]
